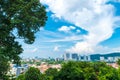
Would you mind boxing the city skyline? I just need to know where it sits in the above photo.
[20,0,120,58]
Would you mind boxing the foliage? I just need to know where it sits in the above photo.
[0,0,47,62]
[54,61,85,80]
[0,54,10,79]
[16,61,120,80]
[25,67,41,80]
[36,62,41,66]
[117,59,120,65]
[44,68,58,80]
[0,0,47,78]
[54,61,120,80]
[45,68,58,76]
[40,74,53,80]
[16,74,25,80]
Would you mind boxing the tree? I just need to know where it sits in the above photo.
[54,61,85,80]
[53,61,120,80]
[0,54,10,79]
[15,61,120,80]
[98,67,119,80]
[44,68,58,80]
[0,0,47,78]
[117,59,120,66]
[83,67,97,80]
[25,67,41,80]
[45,68,58,76]
[16,74,25,80]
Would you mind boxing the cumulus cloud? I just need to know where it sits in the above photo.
[41,0,120,54]
[58,26,76,33]
[66,42,94,54]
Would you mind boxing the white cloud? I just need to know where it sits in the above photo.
[112,47,120,52]
[70,26,76,30]
[32,48,38,53]
[92,46,120,54]
[21,44,39,54]
[54,46,59,51]
[35,29,83,43]
[41,0,120,54]
[58,26,76,33]
[40,27,44,31]
[67,44,120,54]
[49,35,83,42]
[66,42,94,54]
[76,29,81,33]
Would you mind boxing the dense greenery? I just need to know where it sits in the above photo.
[44,68,58,80]
[0,55,10,79]
[16,74,25,80]
[117,59,120,65]
[16,67,41,80]
[25,67,41,80]
[16,61,120,80]
[0,0,47,79]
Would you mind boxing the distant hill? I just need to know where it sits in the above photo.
[90,52,120,61]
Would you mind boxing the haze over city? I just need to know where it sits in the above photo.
[20,0,120,58]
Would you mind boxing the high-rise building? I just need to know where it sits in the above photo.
[63,53,90,61]
[63,52,120,62]
[71,53,79,61]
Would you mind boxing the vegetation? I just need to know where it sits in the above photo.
[117,59,120,65]
[16,61,120,80]
[0,0,47,79]
[0,54,10,79]
[44,68,58,80]
[16,67,41,80]
[16,74,25,80]
[25,67,41,80]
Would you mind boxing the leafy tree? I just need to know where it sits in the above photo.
[0,54,10,79]
[25,67,41,80]
[45,68,58,76]
[54,61,85,80]
[83,67,97,80]
[117,67,120,79]
[16,61,120,80]
[36,62,41,66]
[44,68,58,80]
[117,59,120,66]
[98,67,119,80]
[16,74,25,80]
[0,0,47,78]
[0,0,47,60]
[93,61,107,72]
[53,61,120,80]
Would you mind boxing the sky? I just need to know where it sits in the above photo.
[20,0,120,58]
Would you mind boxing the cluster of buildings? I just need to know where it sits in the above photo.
[8,64,28,77]
[37,62,61,73]
[63,52,120,62]
[8,60,61,77]
[63,53,91,61]
[8,52,120,77]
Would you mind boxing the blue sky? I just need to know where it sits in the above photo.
[20,0,120,58]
